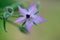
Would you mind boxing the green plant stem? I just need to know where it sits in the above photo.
[6,20,20,27]
[3,18,7,32]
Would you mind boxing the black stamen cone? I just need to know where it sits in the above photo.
[26,14,30,18]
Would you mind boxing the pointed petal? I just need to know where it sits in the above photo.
[28,3,37,14]
[18,6,27,16]
[32,14,46,24]
[15,17,25,23]
[25,20,33,32]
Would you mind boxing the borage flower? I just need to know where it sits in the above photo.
[15,3,46,32]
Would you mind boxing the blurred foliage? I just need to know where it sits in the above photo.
[0,0,28,13]
[0,0,15,8]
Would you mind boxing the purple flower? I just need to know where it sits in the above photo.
[15,3,46,32]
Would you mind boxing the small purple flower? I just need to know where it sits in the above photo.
[15,3,46,32]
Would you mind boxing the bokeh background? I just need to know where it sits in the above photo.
[0,0,60,40]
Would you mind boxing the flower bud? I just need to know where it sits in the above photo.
[3,6,14,18]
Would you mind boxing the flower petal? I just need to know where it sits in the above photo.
[18,6,27,16]
[32,14,46,24]
[28,3,37,14]
[25,20,33,32]
[15,17,26,23]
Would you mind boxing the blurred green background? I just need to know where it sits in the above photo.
[0,0,60,40]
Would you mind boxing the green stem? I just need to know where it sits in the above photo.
[3,18,7,32]
[0,16,20,27]
[6,20,20,27]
